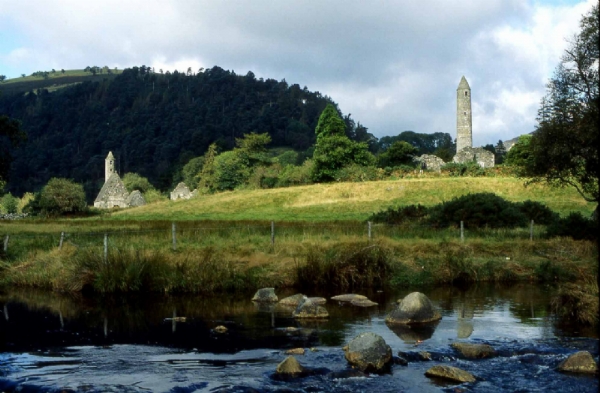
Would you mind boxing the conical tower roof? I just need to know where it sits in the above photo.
[106,151,115,159]
[457,76,470,90]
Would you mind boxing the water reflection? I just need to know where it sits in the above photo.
[388,321,440,343]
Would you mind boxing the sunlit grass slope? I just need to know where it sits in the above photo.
[111,177,595,222]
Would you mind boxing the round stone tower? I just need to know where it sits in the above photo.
[456,76,472,152]
[105,151,115,182]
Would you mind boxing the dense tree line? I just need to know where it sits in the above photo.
[0,66,353,199]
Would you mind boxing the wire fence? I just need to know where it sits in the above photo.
[1,220,540,260]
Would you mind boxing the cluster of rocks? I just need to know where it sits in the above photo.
[260,289,599,385]
[251,288,380,321]
[0,213,28,220]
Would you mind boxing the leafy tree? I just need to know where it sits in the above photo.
[0,75,6,82]
[197,143,218,192]
[35,178,87,216]
[378,140,419,168]
[525,4,598,205]
[182,156,205,189]
[494,140,507,165]
[505,135,533,168]
[0,115,26,187]
[312,106,375,182]
[315,104,346,139]
[122,172,155,193]
[0,193,17,214]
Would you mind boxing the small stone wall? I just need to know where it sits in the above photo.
[413,154,446,172]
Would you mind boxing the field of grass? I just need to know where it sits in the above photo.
[109,177,595,221]
[0,69,122,95]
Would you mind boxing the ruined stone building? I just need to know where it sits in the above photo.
[94,152,146,209]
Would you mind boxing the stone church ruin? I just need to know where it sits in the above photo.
[94,152,146,209]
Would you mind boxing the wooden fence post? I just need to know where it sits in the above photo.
[271,221,275,246]
[59,232,65,250]
[460,221,464,242]
[172,222,177,251]
[3,235,8,252]
[530,220,534,241]
[103,233,108,264]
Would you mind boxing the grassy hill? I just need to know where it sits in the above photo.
[109,177,595,221]
[0,69,121,95]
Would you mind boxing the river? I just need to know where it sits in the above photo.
[0,283,597,392]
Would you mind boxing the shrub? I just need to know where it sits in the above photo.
[441,162,487,177]
[427,192,528,228]
[370,204,428,224]
[122,173,156,193]
[29,178,87,216]
[335,164,382,182]
[0,193,17,214]
[277,160,313,187]
[518,200,558,225]
[545,212,598,240]
[17,192,34,213]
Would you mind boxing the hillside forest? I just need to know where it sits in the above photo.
[0,66,460,201]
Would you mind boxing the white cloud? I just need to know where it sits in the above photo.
[0,0,596,146]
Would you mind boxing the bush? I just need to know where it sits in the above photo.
[277,160,313,187]
[428,193,528,228]
[545,212,598,240]
[518,200,558,225]
[30,178,87,216]
[370,204,428,224]
[335,164,382,182]
[122,173,156,193]
[0,193,17,214]
[441,162,487,177]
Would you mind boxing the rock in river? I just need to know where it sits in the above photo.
[276,356,304,375]
[451,342,496,359]
[331,294,367,302]
[293,297,329,319]
[425,365,476,383]
[557,351,598,374]
[343,332,392,373]
[278,294,305,306]
[385,292,441,324]
[251,288,278,303]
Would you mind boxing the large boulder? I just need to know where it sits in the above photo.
[251,288,278,303]
[557,351,598,374]
[276,356,304,375]
[385,292,441,325]
[425,365,476,383]
[451,342,496,359]
[343,332,392,373]
[293,297,329,319]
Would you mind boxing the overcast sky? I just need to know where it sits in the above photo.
[0,0,595,146]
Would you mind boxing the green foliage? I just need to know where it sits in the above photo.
[295,242,391,291]
[441,162,487,177]
[335,164,381,182]
[377,131,454,155]
[143,189,166,204]
[32,178,87,216]
[276,160,313,187]
[545,212,598,240]
[0,193,17,214]
[535,260,577,283]
[0,115,26,185]
[369,204,429,224]
[377,140,419,168]
[524,5,599,203]
[504,135,533,168]
[181,156,205,189]
[370,193,561,230]
[428,193,527,228]
[122,172,155,193]
[519,200,558,225]
[275,150,299,166]
[212,151,248,191]
[315,104,346,139]
[197,143,218,192]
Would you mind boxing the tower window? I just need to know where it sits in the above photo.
[464,91,468,97]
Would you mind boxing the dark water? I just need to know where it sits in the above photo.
[0,283,597,392]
